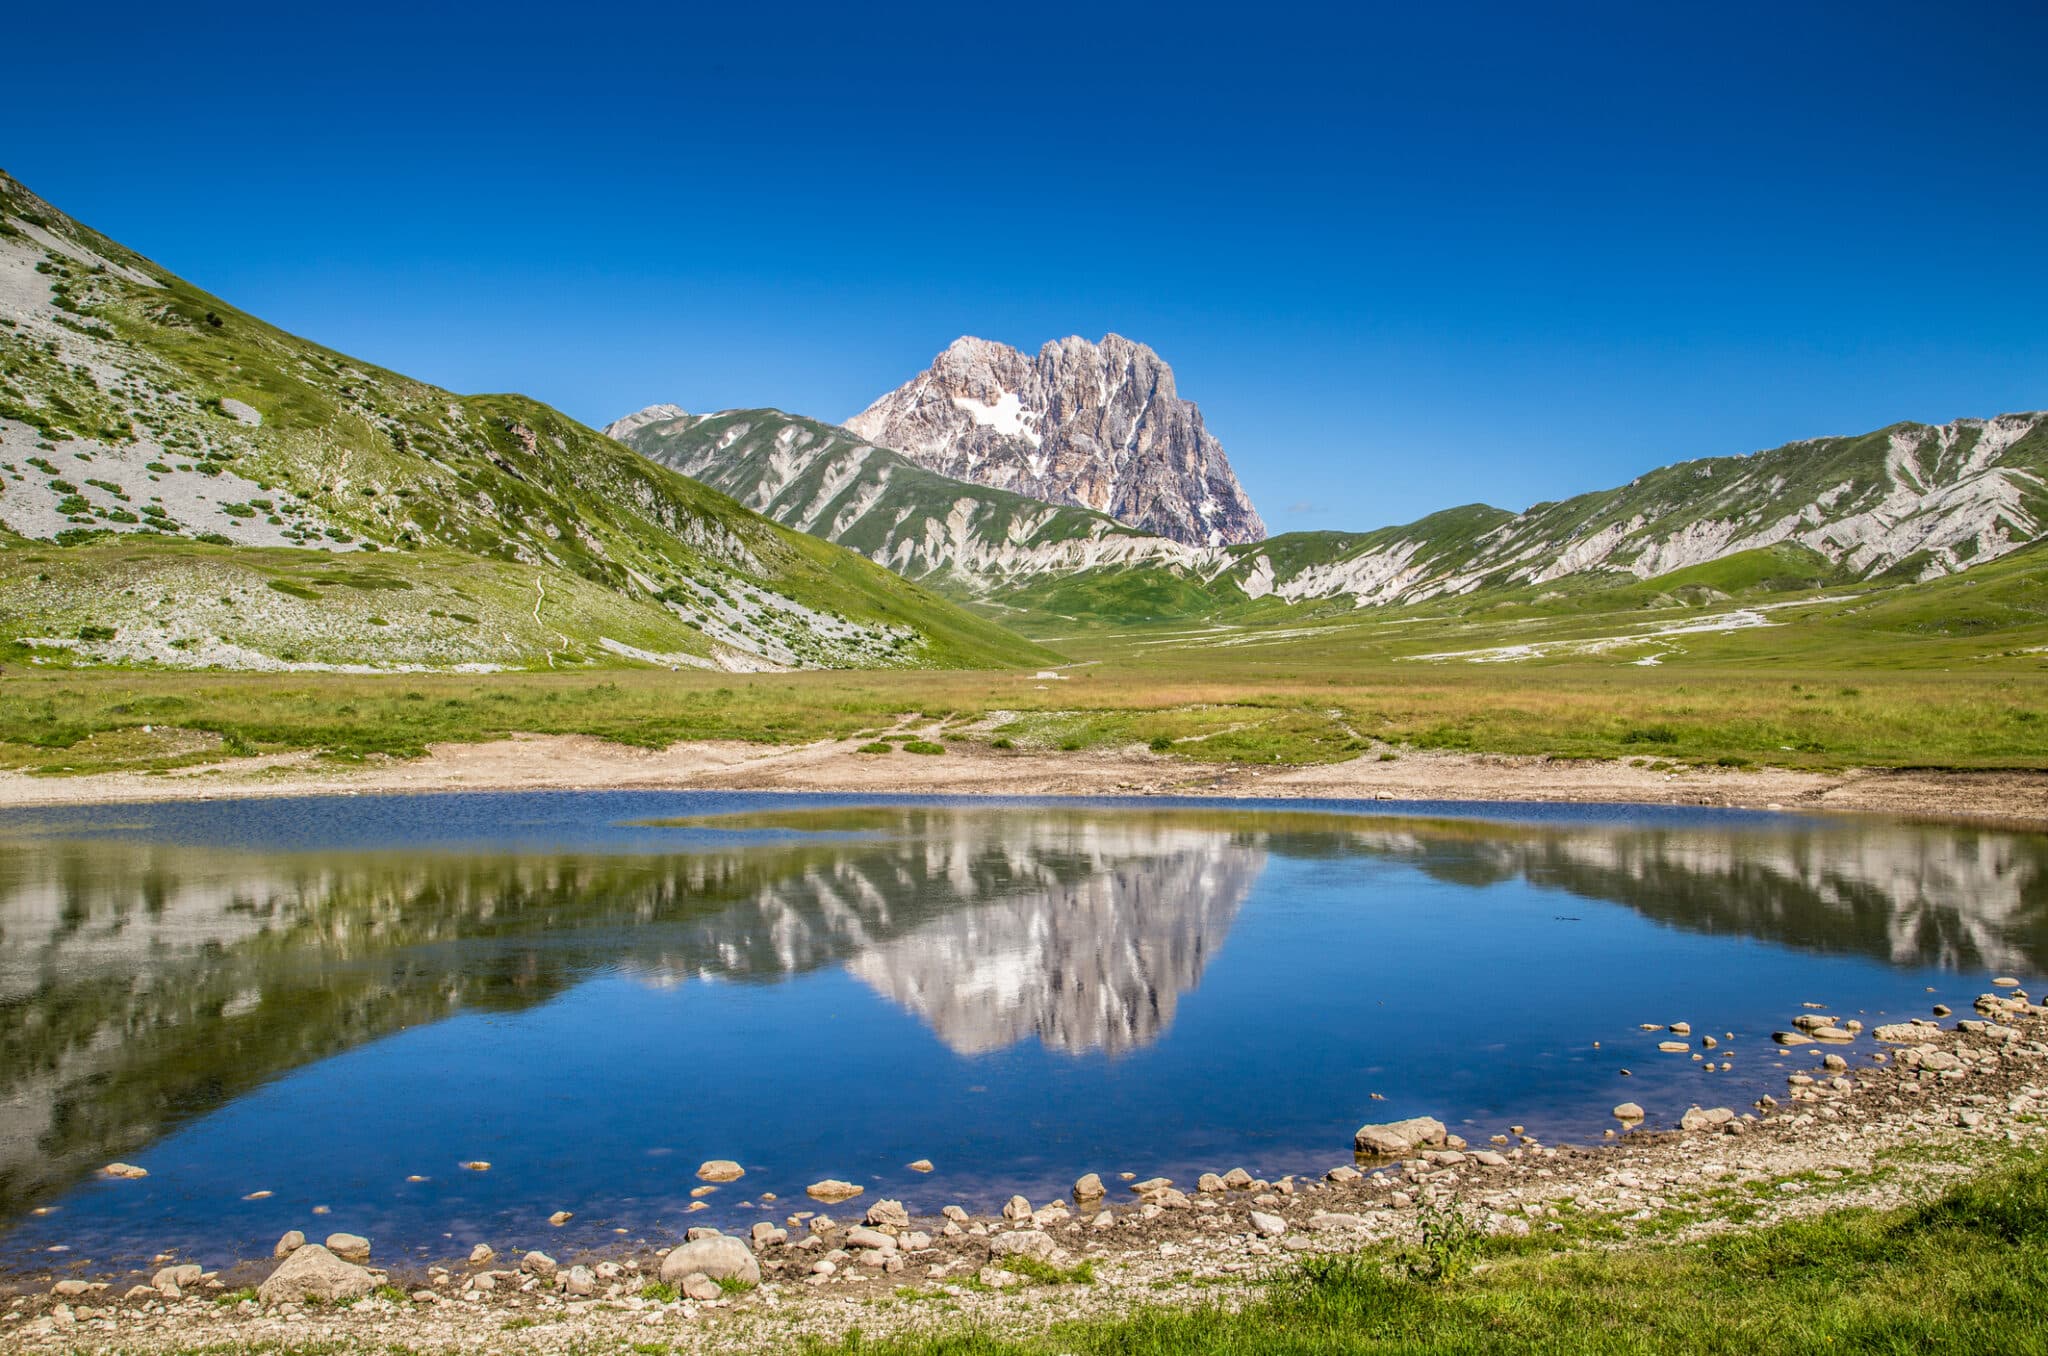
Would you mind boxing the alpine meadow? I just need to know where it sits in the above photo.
[6,6,2048,1354]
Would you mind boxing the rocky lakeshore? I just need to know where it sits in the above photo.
[3,985,2044,1354]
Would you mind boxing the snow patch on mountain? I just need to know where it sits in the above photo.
[953,390,1039,445]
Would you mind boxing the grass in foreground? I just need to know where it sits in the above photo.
[811,1153,2048,1355]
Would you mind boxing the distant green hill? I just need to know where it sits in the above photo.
[1207,413,2048,613]
[0,172,1050,672]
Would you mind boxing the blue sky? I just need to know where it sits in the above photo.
[6,1,2046,531]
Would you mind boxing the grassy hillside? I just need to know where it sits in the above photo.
[612,406,1199,589]
[616,392,2048,645]
[0,171,1050,673]
[1189,413,2048,615]
[6,495,2047,774]
[8,547,2048,776]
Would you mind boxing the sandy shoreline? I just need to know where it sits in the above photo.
[3,733,2048,828]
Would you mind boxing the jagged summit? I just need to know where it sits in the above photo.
[844,334,1266,547]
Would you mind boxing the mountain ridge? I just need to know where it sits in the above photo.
[611,397,2048,623]
[1226,410,2048,610]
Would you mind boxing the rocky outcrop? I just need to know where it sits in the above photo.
[845,335,1266,546]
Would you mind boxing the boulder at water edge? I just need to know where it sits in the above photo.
[659,1235,760,1286]
[1353,1116,1448,1156]
[257,1244,375,1306]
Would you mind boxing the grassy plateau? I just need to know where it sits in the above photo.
[2,654,2046,777]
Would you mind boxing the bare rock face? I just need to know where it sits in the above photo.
[846,335,1265,546]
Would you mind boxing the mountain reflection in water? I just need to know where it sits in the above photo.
[1,800,2045,1229]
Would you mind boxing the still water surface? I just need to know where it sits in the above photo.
[1,792,2043,1272]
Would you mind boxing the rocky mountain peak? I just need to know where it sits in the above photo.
[601,403,692,443]
[846,334,1265,546]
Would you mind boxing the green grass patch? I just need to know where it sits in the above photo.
[998,1255,1097,1286]
[806,1152,2048,1354]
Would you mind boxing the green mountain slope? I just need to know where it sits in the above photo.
[613,393,2048,633]
[1214,415,2048,611]
[607,406,1200,590]
[0,172,1049,672]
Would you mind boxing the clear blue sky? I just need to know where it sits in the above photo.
[7,1,2046,532]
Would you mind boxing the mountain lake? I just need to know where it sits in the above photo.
[1,791,2041,1274]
